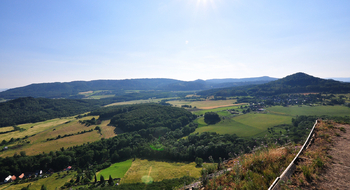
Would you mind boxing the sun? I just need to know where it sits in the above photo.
[194,0,218,10]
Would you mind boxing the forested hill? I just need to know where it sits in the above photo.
[0,79,180,99]
[90,103,196,133]
[0,77,277,99]
[0,97,104,127]
[198,72,350,97]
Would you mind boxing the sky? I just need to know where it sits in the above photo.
[1,0,350,89]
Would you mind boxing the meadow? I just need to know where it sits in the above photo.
[192,113,292,137]
[266,105,350,116]
[0,116,116,157]
[97,159,133,180]
[0,171,76,190]
[120,159,204,184]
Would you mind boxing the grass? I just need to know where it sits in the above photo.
[97,159,133,179]
[0,126,14,133]
[0,116,116,157]
[120,159,204,184]
[192,113,292,137]
[284,120,336,189]
[0,171,76,190]
[168,100,242,109]
[205,145,299,190]
[266,105,350,116]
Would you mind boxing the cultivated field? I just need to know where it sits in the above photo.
[0,116,116,157]
[120,159,203,184]
[193,113,292,137]
[105,98,177,107]
[0,126,14,133]
[266,105,350,116]
[192,105,247,116]
[97,159,133,179]
[168,99,242,109]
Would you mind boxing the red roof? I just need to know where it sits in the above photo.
[67,166,72,169]
[19,173,24,179]
[11,175,16,181]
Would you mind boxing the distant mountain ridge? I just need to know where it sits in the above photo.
[330,78,350,82]
[198,72,350,97]
[0,77,277,99]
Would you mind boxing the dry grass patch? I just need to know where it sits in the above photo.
[0,126,14,133]
[204,146,299,190]
[285,120,350,189]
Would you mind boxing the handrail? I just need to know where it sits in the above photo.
[268,120,318,190]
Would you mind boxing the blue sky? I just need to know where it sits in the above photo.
[1,0,350,88]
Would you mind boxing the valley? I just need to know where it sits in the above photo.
[0,73,350,189]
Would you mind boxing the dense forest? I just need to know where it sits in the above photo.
[106,104,195,132]
[198,73,350,97]
[0,97,104,127]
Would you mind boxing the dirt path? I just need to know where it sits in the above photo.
[315,123,350,189]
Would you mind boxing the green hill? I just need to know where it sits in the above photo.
[198,72,350,97]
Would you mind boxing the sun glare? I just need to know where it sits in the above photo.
[194,0,218,11]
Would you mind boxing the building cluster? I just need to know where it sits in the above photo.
[3,166,72,184]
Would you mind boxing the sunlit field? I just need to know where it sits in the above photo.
[0,116,116,157]
[168,99,243,109]
[121,159,205,184]
[193,113,292,137]
[97,159,133,180]
[266,105,350,116]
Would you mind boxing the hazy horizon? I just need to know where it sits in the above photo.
[1,1,350,89]
[1,74,350,90]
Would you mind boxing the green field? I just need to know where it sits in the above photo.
[121,159,205,184]
[193,113,292,137]
[267,105,350,116]
[97,159,133,179]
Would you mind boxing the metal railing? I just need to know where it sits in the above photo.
[268,120,318,190]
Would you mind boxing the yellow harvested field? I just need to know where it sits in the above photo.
[0,126,13,133]
[105,98,174,107]
[0,115,116,157]
[1,130,101,157]
[200,103,246,109]
[100,120,117,138]
[121,159,203,184]
[78,90,93,94]
[0,118,72,142]
[168,99,239,109]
